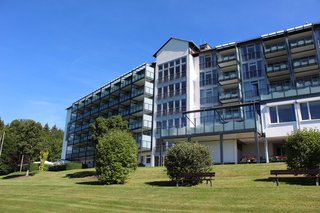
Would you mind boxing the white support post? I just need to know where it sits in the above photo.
[265,138,269,163]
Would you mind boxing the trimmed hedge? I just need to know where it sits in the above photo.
[66,162,82,170]
[29,163,49,172]
[48,162,83,172]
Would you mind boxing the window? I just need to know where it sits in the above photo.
[157,88,162,99]
[175,100,180,112]
[270,104,296,123]
[168,101,174,114]
[158,65,163,71]
[168,119,173,128]
[163,86,168,98]
[169,67,174,80]
[181,64,186,77]
[242,61,263,79]
[175,118,180,127]
[175,83,180,95]
[175,66,180,78]
[158,71,163,81]
[146,155,151,164]
[181,81,186,94]
[300,101,320,120]
[156,121,161,133]
[162,103,167,115]
[162,120,167,129]
[181,99,186,111]
[157,104,161,116]
[181,117,187,127]
[181,57,186,63]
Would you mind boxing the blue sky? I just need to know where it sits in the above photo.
[0,0,319,130]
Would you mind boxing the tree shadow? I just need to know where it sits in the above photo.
[145,180,177,187]
[255,177,317,186]
[2,172,35,179]
[64,171,96,179]
[76,181,105,186]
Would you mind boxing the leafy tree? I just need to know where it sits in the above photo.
[47,125,63,162]
[165,142,212,185]
[96,130,137,184]
[90,116,129,145]
[286,129,320,170]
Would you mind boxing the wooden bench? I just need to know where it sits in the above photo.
[269,169,320,186]
[176,172,215,187]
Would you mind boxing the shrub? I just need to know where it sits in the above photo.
[96,129,137,184]
[66,162,82,170]
[48,164,66,171]
[286,129,320,170]
[164,142,212,185]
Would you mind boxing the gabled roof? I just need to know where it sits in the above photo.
[153,37,199,58]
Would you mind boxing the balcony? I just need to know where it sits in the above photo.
[92,95,100,103]
[119,109,130,117]
[109,99,119,107]
[119,94,131,104]
[132,73,145,83]
[290,37,315,54]
[99,103,109,111]
[161,119,257,138]
[266,62,290,78]
[218,71,239,86]
[219,91,240,104]
[131,88,144,99]
[136,135,151,150]
[218,54,237,68]
[101,90,110,98]
[264,43,287,59]
[110,85,120,93]
[121,79,132,88]
[261,84,320,101]
[130,104,143,114]
[293,57,318,77]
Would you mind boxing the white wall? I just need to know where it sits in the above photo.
[261,97,320,139]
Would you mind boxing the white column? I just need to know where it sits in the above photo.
[234,140,238,164]
[264,138,269,163]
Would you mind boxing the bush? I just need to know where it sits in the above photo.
[66,162,82,170]
[29,163,49,172]
[286,129,320,170]
[96,130,137,184]
[164,142,212,185]
[48,164,66,171]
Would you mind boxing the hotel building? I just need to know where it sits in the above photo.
[62,23,320,167]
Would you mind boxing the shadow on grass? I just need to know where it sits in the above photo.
[145,180,177,187]
[64,171,96,179]
[255,177,317,186]
[76,180,105,186]
[2,172,35,179]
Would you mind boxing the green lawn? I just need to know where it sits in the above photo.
[0,163,319,213]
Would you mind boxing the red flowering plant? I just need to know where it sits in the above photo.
[270,155,287,162]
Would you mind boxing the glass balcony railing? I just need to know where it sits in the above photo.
[119,109,130,117]
[110,85,120,93]
[293,57,317,69]
[130,104,143,114]
[290,37,314,49]
[121,80,132,88]
[132,73,145,82]
[261,85,320,100]
[218,71,238,81]
[101,90,110,98]
[266,62,289,73]
[131,88,144,98]
[92,95,100,102]
[161,119,257,138]
[99,103,109,111]
[264,43,286,54]
[218,54,236,63]
[219,91,239,101]
[119,94,131,103]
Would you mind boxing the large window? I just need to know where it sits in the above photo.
[300,101,320,120]
[242,61,263,79]
[241,43,261,61]
[269,104,296,123]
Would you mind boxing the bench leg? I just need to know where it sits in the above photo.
[316,177,319,186]
[273,178,279,186]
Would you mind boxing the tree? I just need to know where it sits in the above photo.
[90,116,129,145]
[286,129,320,170]
[95,130,137,184]
[165,142,212,185]
[47,125,63,162]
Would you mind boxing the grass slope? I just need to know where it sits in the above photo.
[0,163,319,213]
